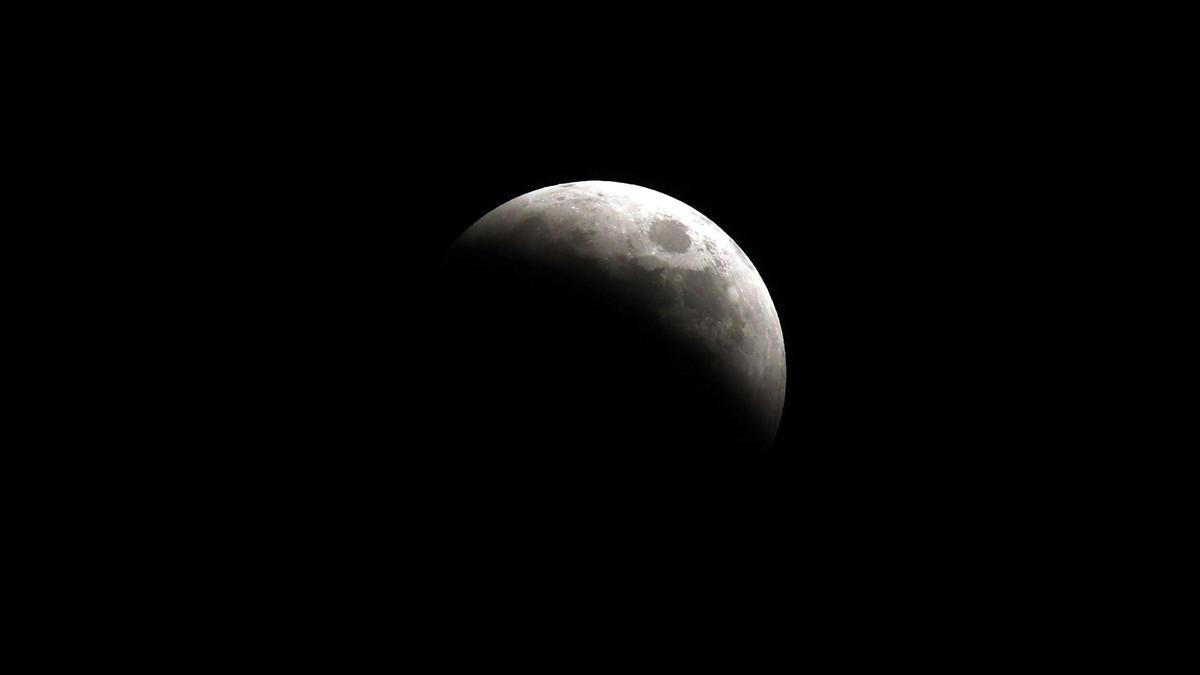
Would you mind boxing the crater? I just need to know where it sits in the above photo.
[649,218,692,254]
[568,227,597,248]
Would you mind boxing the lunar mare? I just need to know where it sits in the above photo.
[453,181,786,448]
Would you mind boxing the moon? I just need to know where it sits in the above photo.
[437,181,786,460]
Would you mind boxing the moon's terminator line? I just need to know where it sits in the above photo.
[455,181,786,449]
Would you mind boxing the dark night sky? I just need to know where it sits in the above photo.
[34,0,1154,663]
[164,29,1094,661]
[257,102,1023,567]
[234,89,1015,507]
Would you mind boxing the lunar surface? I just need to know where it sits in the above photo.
[446,181,786,452]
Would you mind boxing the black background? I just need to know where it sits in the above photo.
[139,23,1105,664]
[212,103,1029,657]
[16,2,1165,665]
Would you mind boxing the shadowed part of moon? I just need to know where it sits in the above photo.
[434,180,786,467]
